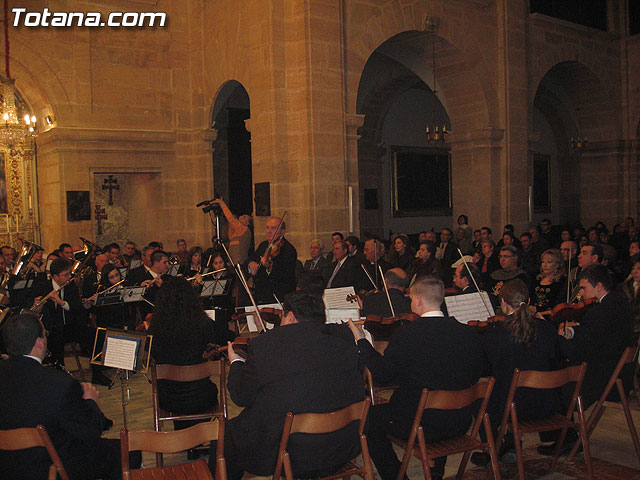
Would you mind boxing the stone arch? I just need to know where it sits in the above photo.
[210,80,253,217]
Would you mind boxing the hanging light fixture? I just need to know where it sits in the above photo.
[426,23,448,143]
[0,0,35,146]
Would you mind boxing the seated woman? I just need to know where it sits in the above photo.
[531,249,566,315]
[472,279,560,465]
[148,276,222,429]
[178,246,204,278]
[388,234,415,271]
[204,253,236,341]
[405,240,445,284]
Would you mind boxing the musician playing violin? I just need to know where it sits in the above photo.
[452,262,481,294]
[360,268,411,341]
[248,217,297,303]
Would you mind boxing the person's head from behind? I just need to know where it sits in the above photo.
[385,268,408,292]
[282,291,325,325]
[50,258,72,285]
[499,279,536,345]
[3,313,47,359]
[409,275,444,316]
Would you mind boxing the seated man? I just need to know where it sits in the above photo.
[488,245,530,304]
[210,292,365,480]
[0,313,126,480]
[348,276,484,480]
[303,239,330,273]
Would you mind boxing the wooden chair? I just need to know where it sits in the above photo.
[495,363,592,480]
[387,378,501,480]
[121,418,226,480]
[151,359,227,466]
[273,398,375,480]
[567,344,640,464]
[0,424,70,480]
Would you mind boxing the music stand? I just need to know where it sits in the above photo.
[95,290,122,307]
[200,278,231,298]
[91,328,152,429]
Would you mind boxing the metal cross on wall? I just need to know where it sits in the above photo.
[102,175,119,205]
[95,204,107,235]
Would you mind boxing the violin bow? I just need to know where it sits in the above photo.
[220,241,266,332]
[457,248,493,319]
[360,264,378,290]
[379,265,396,317]
[566,246,572,304]
[374,239,379,287]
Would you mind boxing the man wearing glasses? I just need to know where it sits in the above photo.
[488,245,531,304]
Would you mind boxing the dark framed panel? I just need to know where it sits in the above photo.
[533,153,551,213]
[66,191,91,221]
[254,182,270,217]
[391,146,452,217]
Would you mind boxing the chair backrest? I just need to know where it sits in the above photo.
[0,425,70,480]
[153,360,225,382]
[121,418,223,454]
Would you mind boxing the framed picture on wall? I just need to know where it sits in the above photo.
[533,153,551,212]
[67,191,91,221]
[391,146,452,217]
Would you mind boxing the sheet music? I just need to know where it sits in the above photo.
[325,308,360,324]
[323,287,358,309]
[445,292,495,324]
[204,310,216,321]
[244,303,279,332]
[129,259,141,269]
[103,336,138,370]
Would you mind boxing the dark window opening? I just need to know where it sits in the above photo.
[530,0,607,31]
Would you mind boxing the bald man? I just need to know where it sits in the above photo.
[248,217,298,303]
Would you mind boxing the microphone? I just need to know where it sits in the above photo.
[196,199,215,207]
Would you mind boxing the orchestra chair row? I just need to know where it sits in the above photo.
[0,424,70,480]
[151,359,227,466]
[273,398,375,480]
[121,419,226,480]
[567,342,640,464]
[387,377,502,480]
[495,363,592,480]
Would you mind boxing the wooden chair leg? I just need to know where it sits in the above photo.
[616,379,640,465]
[576,396,593,480]
[510,405,526,480]
[395,428,418,480]
[69,343,87,381]
[417,430,432,480]
[483,414,502,480]
[360,435,375,480]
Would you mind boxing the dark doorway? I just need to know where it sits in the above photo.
[227,108,252,215]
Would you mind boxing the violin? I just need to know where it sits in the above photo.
[467,315,506,330]
[261,237,285,271]
[232,307,283,326]
[549,297,598,325]
[353,313,418,339]
[203,337,250,360]
[444,286,462,295]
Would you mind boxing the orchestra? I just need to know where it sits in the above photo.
[1,213,639,480]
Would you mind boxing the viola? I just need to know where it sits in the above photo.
[203,337,249,360]
[549,297,598,325]
[232,307,283,326]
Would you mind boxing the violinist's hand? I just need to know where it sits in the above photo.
[558,321,578,339]
[227,341,242,362]
[347,319,365,342]
[248,261,259,276]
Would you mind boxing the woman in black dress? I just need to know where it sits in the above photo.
[472,279,560,465]
[531,248,566,315]
[178,246,204,278]
[148,276,221,429]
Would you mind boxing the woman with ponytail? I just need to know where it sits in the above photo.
[471,278,560,466]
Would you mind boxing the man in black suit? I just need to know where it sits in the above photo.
[349,275,484,480]
[0,313,123,479]
[248,217,298,303]
[325,240,365,290]
[346,235,366,265]
[209,291,365,480]
[125,245,157,286]
[29,258,83,365]
[125,249,170,322]
[302,239,330,273]
[361,239,392,290]
[435,228,458,286]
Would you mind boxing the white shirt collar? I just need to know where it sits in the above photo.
[23,355,42,364]
[420,310,445,318]
[52,279,63,291]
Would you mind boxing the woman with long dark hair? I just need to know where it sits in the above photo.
[148,276,222,428]
[472,278,560,466]
[178,246,204,277]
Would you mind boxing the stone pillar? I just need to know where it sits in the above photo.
[346,113,364,237]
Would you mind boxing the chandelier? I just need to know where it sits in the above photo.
[0,0,35,147]
[426,22,448,143]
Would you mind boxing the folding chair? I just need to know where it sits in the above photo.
[0,424,70,480]
[387,378,501,480]
[495,363,592,479]
[363,366,398,405]
[151,359,227,466]
[121,419,226,480]
[273,398,375,480]
[567,344,640,464]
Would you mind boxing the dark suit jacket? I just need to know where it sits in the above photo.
[303,256,331,273]
[251,238,298,303]
[357,315,484,435]
[29,279,83,335]
[325,256,365,290]
[361,289,411,318]
[0,356,110,479]
[558,291,635,408]
[125,265,152,285]
[225,322,365,476]
[361,259,392,290]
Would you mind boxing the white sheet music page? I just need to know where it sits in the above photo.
[445,292,495,324]
[323,286,358,309]
[244,303,279,331]
[103,336,138,370]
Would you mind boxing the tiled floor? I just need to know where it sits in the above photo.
[77,357,640,479]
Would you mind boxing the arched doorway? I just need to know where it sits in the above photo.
[531,61,617,226]
[356,31,453,239]
[211,81,252,216]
